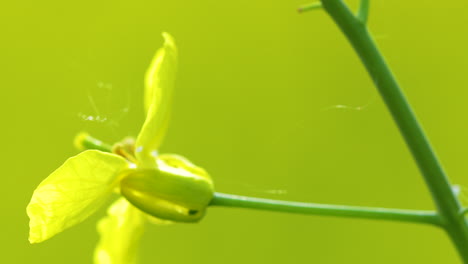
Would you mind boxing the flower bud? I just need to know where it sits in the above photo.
[120,154,214,222]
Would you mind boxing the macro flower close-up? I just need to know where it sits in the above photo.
[4,0,468,263]
[26,33,214,263]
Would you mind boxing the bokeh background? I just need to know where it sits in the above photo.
[3,0,468,263]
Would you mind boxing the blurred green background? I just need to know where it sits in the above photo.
[3,0,468,263]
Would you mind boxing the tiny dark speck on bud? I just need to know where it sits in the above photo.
[188,209,198,215]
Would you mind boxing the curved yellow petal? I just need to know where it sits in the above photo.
[27,150,129,244]
[135,32,178,168]
[94,198,145,264]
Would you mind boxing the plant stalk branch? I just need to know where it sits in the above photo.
[211,192,441,226]
[78,134,442,226]
[298,2,323,13]
[75,132,113,153]
[319,0,468,261]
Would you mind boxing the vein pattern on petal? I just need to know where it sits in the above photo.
[27,150,129,243]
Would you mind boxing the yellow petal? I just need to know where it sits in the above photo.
[27,150,129,243]
[94,198,145,264]
[135,32,178,168]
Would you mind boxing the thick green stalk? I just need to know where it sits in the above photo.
[211,192,440,226]
[319,0,468,261]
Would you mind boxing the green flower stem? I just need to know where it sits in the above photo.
[356,0,369,24]
[78,133,442,226]
[75,132,113,153]
[210,192,441,226]
[298,2,322,13]
[319,0,468,261]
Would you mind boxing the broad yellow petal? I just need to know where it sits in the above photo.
[27,150,129,243]
[135,32,178,168]
[94,198,145,264]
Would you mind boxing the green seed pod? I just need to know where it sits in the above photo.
[120,154,214,222]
